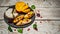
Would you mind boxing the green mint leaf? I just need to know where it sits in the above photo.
[31,5,36,9]
[17,28,23,33]
[8,25,13,32]
[33,24,37,28]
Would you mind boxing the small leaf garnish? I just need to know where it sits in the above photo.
[17,28,23,33]
[8,25,13,32]
[31,5,36,9]
[33,23,38,31]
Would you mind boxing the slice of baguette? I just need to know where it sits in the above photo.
[22,19,31,25]
[16,20,23,26]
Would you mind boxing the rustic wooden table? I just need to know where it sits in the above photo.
[0,0,60,34]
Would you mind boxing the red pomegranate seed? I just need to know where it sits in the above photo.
[27,28,30,31]
[34,28,38,31]
[40,16,43,18]
[14,29,16,31]
[36,13,40,17]
[40,21,42,23]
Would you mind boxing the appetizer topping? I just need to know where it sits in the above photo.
[15,2,26,12]
[28,11,34,14]
[24,11,34,18]
[22,19,31,25]
[15,2,30,13]
[22,9,30,13]
[15,19,31,26]
[13,15,24,23]
[13,18,18,23]
[24,15,29,19]
[22,4,29,10]
[16,20,23,26]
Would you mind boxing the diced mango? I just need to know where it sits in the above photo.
[23,9,30,13]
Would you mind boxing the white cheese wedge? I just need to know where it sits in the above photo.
[13,9,18,17]
[5,8,13,18]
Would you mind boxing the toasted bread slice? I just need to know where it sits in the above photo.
[22,19,31,25]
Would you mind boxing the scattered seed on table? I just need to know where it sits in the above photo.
[36,13,40,17]
[27,28,30,31]
[40,16,43,18]
[14,29,16,31]
[40,21,42,23]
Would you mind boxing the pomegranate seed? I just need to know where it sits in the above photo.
[14,29,16,31]
[34,28,38,31]
[40,21,42,23]
[40,16,43,18]
[27,28,30,31]
[37,13,40,17]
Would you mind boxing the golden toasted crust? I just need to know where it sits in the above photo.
[24,11,34,19]
[16,20,23,26]
[22,19,31,25]
[16,19,31,26]
[13,15,24,23]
